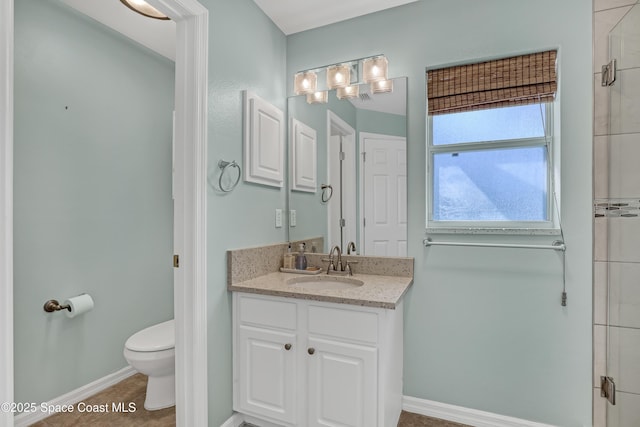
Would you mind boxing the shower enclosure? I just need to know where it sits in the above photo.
[596,1,640,425]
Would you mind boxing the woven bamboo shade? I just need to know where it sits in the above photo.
[427,50,557,115]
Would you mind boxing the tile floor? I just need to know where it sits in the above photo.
[31,374,175,426]
[32,374,469,426]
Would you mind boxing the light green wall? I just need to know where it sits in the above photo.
[356,109,407,138]
[288,1,592,426]
[199,0,287,424]
[14,0,174,404]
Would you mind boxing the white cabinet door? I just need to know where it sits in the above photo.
[307,336,377,427]
[237,325,297,424]
[291,118,317,193]
[243,91,285,187]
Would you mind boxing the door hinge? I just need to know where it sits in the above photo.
[173,254,180,268]
[340,151,346,161]
[363,217,366,227]
[340,218,346,227]
[601,376,616,405]
[602,59,616,86]
[362,152,366,162]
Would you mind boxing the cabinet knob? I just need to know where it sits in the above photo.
[284,343,292,351]
[308,347,315,355]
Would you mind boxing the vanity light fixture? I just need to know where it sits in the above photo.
[294,71,318,95]
[306,91,328,104]
[294,55,389,97]
[336,85,360,100]
[120,0,170,20]
[371,79,393,94]
[363,55,388,83]
[326,64,351,89]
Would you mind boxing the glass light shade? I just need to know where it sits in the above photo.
[371,79,393,94]
[363,56,388,83]
[336,85,360,100]
[294,71,318,95]
[327,64,351,89]
[120,0,170,20]
[306,91,328,104]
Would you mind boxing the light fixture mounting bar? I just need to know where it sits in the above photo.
[294,54,385,87]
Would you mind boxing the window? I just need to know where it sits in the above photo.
[426,51,559,233]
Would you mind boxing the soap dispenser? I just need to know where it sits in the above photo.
[283,243,294,269]
[295,243,308,270]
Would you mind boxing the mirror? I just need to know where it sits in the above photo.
[287,77,407,256]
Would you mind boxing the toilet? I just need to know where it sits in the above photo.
[123,319,175,410]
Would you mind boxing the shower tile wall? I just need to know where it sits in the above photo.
[594,1,640,426]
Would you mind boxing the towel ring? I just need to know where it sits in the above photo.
[321,184,333,203]
[218,160,241,192]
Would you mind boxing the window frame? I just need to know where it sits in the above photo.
[426,102,560,235]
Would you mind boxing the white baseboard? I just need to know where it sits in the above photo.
[220,412,284,427]
[402,396,557,427]
[14,366,136,427]
[220,413,244,427]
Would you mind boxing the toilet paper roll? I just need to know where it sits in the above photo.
[64,294,94,318]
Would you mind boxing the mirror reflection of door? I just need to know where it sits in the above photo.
[360,133,407,256]
[287,77,407,254]
[327,111,356,251]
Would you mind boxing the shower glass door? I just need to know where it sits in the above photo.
[606,2,640,426]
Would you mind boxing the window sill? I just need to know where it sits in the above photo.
[426,227,562,236]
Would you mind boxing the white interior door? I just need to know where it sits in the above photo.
[361,134,407,256]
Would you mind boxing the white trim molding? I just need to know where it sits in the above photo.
[0,0,14,426]
[402,396,558,427]
[226,402,559,427]
[149,0,209,426]
[220,413,284,427]
[219,413,245,427]
[13,367,136,427]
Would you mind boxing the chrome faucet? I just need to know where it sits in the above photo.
[346,241,356,255]
[327,245,342,274]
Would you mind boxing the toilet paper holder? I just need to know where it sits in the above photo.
[43,299,70,313]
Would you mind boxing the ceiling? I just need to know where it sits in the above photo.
[61,0,419,61]
[253,0,419,35]
[60,0,176,60]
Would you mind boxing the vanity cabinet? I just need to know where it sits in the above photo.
[233,292,404,427]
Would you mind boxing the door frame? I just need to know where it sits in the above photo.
[326,110,356,250]
[0,1,14,426]
[358,132,407,255]
[0,0,209,426]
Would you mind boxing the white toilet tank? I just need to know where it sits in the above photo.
[125,319,174,352]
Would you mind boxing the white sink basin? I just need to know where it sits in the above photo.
[286,275,364,290]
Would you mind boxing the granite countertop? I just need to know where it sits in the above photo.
[228,271,413,309]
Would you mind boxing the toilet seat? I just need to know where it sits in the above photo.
[125,319,174,352]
